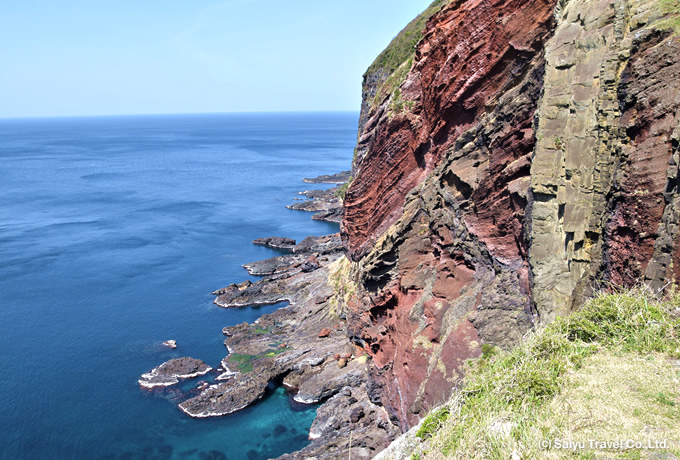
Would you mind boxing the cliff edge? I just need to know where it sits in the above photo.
[342,0,680,435]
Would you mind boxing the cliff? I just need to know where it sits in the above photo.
[146,1,680,458]
[342,0,680,434]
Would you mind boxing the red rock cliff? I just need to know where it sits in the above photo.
[341,0,680,430]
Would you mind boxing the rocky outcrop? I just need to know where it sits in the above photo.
[215,234,343,307]
[278,384,401,460]
[288,173,346,222]
[252,237,296,250]
[179,251,402,453]
[162,339,177,349]
[303,170,351,184]
[182,253,346,417]
[342,0,680,435]
[139,357,212,389]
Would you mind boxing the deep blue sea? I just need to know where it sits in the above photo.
[0,112,356,459]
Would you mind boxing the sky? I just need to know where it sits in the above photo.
[0,0,434,118]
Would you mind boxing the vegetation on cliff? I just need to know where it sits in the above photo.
[658,0,680,33]
[364,0,447,80]
[361,0,448,118]
[409,287,680,459]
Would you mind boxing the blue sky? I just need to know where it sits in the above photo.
[0,0,433,118]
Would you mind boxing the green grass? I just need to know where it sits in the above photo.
[364,0,448,79]
[373,58,413,109]
[227,353,256,373]
[251,324,272,335]
[335,178,353,201]
[364,0,449,112]
[262,343,288,358]
[414,286,680,459]
[416,406,451,440]
[656,0,680,34]
[227,344,289,372]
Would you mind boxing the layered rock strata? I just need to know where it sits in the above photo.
[343,0,558,429]
[342,0,680,434]
[143,1,680,458]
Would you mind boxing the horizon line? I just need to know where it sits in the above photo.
[0,109,360,121]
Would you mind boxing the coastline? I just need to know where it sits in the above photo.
[140,171,399,459]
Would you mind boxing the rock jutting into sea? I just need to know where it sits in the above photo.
[139,357,212,389]
[179,242,400,456]
[286,186,344,223]
[252,237,296,250]
[302,170,351,184]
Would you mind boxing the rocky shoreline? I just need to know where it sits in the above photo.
[286,172,347,223]
[140,173,398,459]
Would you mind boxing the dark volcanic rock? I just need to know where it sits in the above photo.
[300,188,342,200]
[179,251,399,445]
[293,234,343,255]
[293,356,365,404]
[215,235,343,308]
[252,237,296,250]
[287,186,344,223]
[303,171,351,184]
[139,357,212,389]
[242,254,307,276]
[277,383,400,460]
[301,255,320,273]
[212,280,252,296]
[312,207,344,223]
[214,277,292,308]
[179,369,272,417]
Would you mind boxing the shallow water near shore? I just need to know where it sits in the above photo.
[0,112,356,459]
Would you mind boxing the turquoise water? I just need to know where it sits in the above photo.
[0,112,356,459]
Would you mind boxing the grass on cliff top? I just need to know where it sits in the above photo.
[364,0,447,79]
[364,0,449,113]
[656,0,680,34]
[413,287,680,460]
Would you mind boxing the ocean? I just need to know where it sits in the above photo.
[0,112,356,459]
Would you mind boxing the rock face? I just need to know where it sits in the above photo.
[342,0,680,433]
[343,0,558,429]
[529,0,680,321]
[278,384,400,460]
